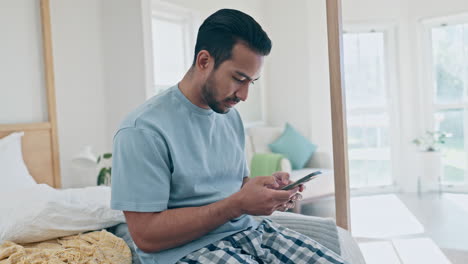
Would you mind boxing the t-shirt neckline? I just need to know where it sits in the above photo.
[173,84,214,116]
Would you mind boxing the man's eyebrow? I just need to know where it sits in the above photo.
[235,71,260,81]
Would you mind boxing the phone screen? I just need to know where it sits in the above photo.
[281,171,322,190]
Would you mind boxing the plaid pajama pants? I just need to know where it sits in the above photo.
[177,219,345,264]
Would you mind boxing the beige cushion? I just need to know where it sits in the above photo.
[280,158,292,174]
[247,126,283,153]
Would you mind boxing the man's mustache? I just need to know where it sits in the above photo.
[226,97,240,103]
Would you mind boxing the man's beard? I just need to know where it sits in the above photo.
[201,74,239,114]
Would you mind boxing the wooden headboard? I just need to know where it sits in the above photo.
[0,0,61,188]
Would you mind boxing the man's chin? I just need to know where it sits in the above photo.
[215,107,231,114]
[211,104,231,114]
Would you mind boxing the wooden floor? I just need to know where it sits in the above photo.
[300,192,468,264]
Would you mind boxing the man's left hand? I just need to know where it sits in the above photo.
[269,172,305,211]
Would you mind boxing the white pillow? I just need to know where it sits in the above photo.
[0,184,125,243]
[0,132,36,191]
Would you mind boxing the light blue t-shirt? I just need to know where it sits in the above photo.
[111,85,258,264]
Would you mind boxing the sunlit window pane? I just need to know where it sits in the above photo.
[431,24,468,104]
[434,109,466,183]
[347,112,392,187]
[152,18,187,89]
[344,30,393,189]
[344,32,387,109]
[349,160,392,188]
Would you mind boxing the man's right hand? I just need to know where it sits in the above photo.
[231,176,299,216]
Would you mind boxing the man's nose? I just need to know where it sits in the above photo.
[235,83,249,102]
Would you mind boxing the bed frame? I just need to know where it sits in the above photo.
[0,0,350,229]
[0,0,60,188]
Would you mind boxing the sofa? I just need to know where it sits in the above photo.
[246,126,336,213]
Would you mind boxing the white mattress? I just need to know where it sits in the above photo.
[337,227,366,264]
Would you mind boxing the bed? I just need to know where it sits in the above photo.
[0,122,366,264]
[0,126,365,264]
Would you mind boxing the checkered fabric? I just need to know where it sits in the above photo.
[177,219,345,264]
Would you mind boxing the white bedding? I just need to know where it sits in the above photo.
[0,132,37,192]
[0,184,125,243]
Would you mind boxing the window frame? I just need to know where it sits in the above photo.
[343,22,402,193]
[147,2,199,98]
[420,13,468,192]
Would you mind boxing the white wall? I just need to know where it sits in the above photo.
[262,0,334,168]
[52,0,154,187]
[101,0,151,143]
[0,0,48,123]
[50,0,109,187]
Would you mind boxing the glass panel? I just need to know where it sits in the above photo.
[431,24,468,104]
[434,109,466,183]
[349,160,392,188]
[152,18,187,88]
[343,32,387,109]
[344,30,393,188]
[347,112,392,188]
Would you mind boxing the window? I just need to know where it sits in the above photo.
[150,3,198,97]
[424,17,468,186]
[343,26,398,189]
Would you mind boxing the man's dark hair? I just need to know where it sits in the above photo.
[193,9,272,69]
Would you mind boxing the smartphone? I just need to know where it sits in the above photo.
[281,171,322,190]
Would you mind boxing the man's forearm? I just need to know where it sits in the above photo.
[125,194,243,253]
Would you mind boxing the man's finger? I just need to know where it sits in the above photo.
[272,171,290,185]
[287,187,299,196]
[271,187,299,202]
[298,184,306,192]
[257,176,279,188]
[290,193,303,201]
[285,200,295,209]
[276,203,288,212]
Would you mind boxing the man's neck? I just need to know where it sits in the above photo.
[178,71,210,109]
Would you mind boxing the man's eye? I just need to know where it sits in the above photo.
[233,77,244,83]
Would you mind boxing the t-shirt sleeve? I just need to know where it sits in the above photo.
[111,127,172,212]
[244,158,250,177]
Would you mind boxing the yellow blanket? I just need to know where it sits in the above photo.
[0,230,131,264]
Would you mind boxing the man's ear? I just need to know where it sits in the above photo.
[195,50,212,71]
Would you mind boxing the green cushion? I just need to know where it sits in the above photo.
[268,123,317,170]
[250,153,285,178]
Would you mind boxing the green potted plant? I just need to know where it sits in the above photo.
[97,153,112,186]
[412,130,451,193]
[412,130,451,152]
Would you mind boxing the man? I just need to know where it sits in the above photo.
[111,9,344,264]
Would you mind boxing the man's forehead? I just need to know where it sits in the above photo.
[226,44,264,78]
